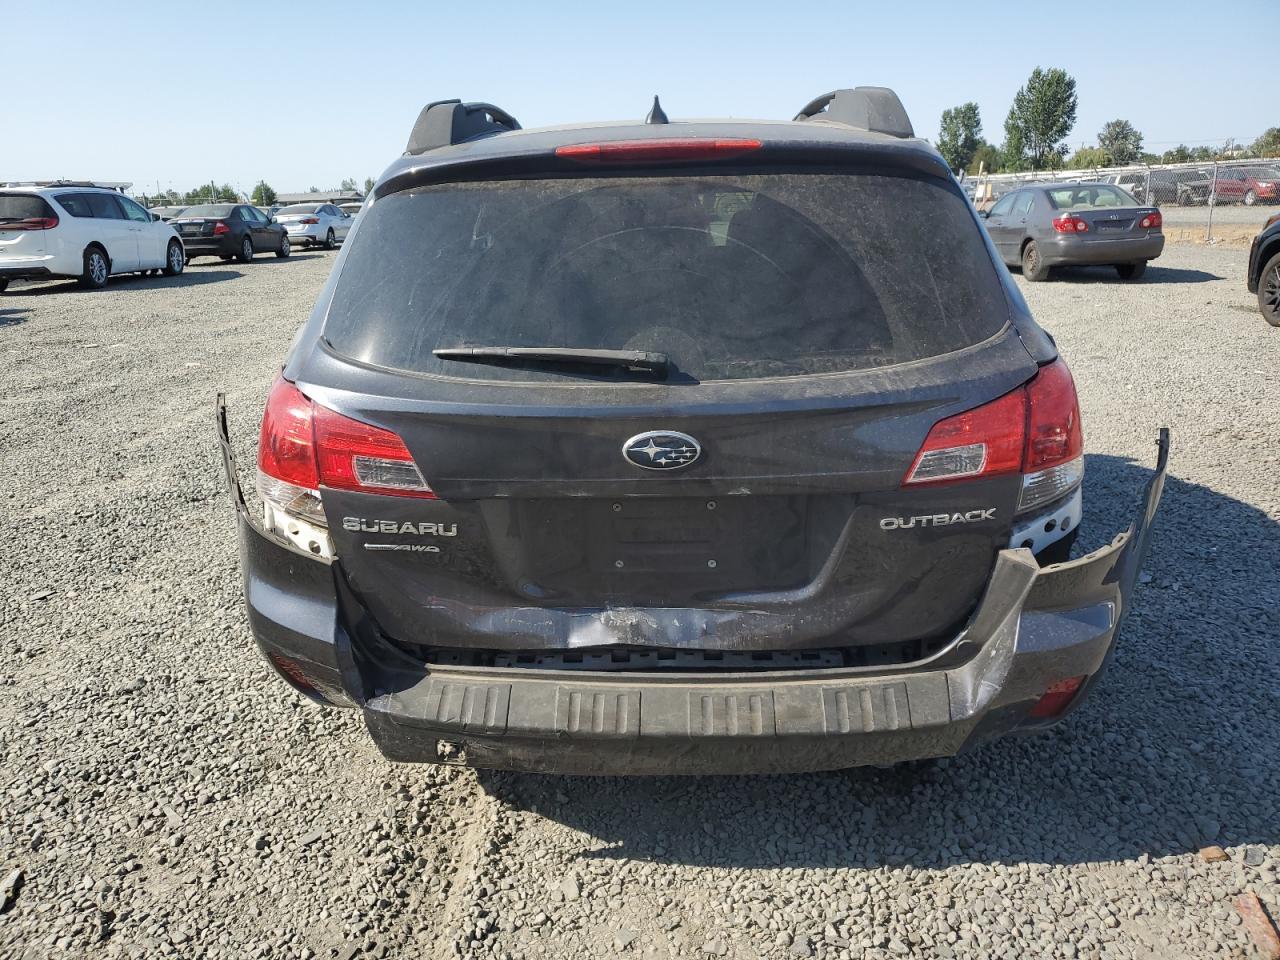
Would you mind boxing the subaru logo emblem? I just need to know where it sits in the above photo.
[622,431,701,470]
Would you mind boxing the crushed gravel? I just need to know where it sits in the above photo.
[0,243,1276,959]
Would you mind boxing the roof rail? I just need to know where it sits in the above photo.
[405,100,521,156]
[3,180,132,191]
[793,87,914,139]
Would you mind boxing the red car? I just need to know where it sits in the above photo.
[1213,166,1280,206]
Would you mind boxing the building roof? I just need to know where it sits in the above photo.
[276,190,364,204]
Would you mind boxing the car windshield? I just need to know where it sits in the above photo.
[180,204,235,218]
[324,169,1009,383]
[1046,185,1137,209]
[276,205,321,216]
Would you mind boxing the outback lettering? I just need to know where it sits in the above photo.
[880,508,996,530]
[342,517,458,537]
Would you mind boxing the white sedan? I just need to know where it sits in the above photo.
[272,203,353,250]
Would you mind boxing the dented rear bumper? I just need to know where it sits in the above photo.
[219,396,1169,775]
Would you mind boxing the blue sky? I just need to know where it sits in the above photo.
[6,0,1271,196]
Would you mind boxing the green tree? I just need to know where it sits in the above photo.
[1160,145,1192,164]
[968,141,1002,175]
[363,176,375,194]
[250,181,277,206]
[1066,146,1108,170]
[937,102,983,173]
[308,185,319,193]
[1250,127,1280,158]
[1003,67,1078,170]
[1097,119,1143,166]
[339,177,357,191]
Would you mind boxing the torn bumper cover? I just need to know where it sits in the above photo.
[219,397,1169,775]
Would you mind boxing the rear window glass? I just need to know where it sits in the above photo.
[0,194,54,222]
[180,204,235,218]
[324,170,1008,382]
[1046,185,1136,209]
[276,204,320,215]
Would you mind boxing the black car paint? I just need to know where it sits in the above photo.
[221,117,1166,773]
[1247,215,1280,293]
[172,204,285,260]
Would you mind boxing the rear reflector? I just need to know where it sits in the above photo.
[556,138,763,164]
[1028,675,1087,719]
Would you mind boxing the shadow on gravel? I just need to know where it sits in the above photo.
[0,307,31,326]
[2,270,249,295]
[478,452,1279,870]
[1024,265,1224,284]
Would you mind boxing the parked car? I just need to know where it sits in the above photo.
[1150,168,1213,206]
[1100,171,1150,204]
[171,203,289,262]
[272,203,352,249]
[218,90,1168,775]
[1247,211,1280,326]
[337,200,363,217]
[147,205,189,221]
[1213,166,1280,206]
[0,184,185,291]
[981,181,1164,281]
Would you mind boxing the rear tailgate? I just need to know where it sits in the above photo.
[0,193,52,261]
[299,162,1039,655]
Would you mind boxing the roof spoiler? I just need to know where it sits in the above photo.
[793,87,914,139]
[405,100,521,155]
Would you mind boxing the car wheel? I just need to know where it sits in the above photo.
[1021,241,1051,282]
[1258,252,1280,327]
[324,229,336,251]
[1243,189,1257,206]
[162,240,185,276]
[1115,261,1147,280]
[237,236,254,263]
[276,235,291,259]
[79,247,110,289]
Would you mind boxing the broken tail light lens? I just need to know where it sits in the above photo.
[904,360,1084,514]
[1028,675,1087,719]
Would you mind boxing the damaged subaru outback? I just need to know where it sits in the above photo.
[217,89,1168,775]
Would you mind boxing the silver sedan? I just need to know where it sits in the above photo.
[273,203,353,250]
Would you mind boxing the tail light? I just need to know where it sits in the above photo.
[1051,215,1089,233]
[1139,212,1162,229]
[256,375,434,538]
[213,221,230,236]
[556,138,763,164]
[3,216,59,230]
[1028,675,1087,719]
[904,359,1084,515]
[299,216,319,224]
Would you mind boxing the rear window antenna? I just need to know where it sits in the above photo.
[645,95,669,125]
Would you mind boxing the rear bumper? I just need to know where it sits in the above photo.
[0,262,57,281]
[284,226,325,243]
[1040,234,1164,266]
[181,237,237,257]
[218,397,1169,775]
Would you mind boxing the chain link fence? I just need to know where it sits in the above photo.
[963,157,1280,244]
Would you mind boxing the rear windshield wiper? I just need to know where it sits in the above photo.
[433,346,669,376]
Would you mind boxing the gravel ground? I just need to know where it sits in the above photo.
[0,244,1277,960]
